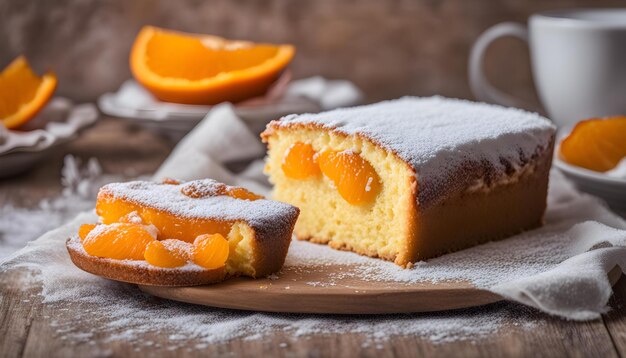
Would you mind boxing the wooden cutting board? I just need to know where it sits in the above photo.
[138,263,504,314]
[139,263,623,314]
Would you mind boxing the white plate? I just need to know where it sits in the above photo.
[97,76,364,142]
[97,75,324,141]
[554,156,626,212]
[0,98,99,178]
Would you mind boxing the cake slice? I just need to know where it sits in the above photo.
[67,179,299,286]
[261,96,556,267]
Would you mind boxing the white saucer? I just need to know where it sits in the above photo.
[98,76,363,141]
[554,157,626,212]
[0,98,99,178]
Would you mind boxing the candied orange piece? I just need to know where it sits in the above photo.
[226,187,263,201]
[97,193,232,243]
[317,149,381,205]
[560,116,626,172]
[193,233,229,269]
[144,239,191,268]
[281,142,321,180]
[82,223,156,260]
[78,224,97,241]
[97,183,263,243]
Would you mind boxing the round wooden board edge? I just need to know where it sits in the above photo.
[138,281,504,315]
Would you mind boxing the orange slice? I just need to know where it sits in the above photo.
[318,149,381,205]
[78,224,97,241]
[130,26,295,105]
[192,233,229,269]
[559,116,626,172]
[82,223,156,260]
[144,239,191,268]
[0,56,57,129]
[281,142,321,179]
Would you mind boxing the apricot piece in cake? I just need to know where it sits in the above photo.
[559,116,626,172]
[317,149,381,205]
[144,239,192,268]
[78,224,97,241]
[281,142,321,180]
[193,234,229,269]
[82,223,156,260]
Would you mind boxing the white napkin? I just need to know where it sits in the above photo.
[153,104,270,194]
[150,103,626,320]
[3,86,626,321]
[0,98,98,155]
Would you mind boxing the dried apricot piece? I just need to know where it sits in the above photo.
[317,149,381,205]
[560,116,626,172]
[192,233,229,269]
[78,224,97,241]
[82,223,156,260]
[226,187,263,201]
[281,142,321,179]
[144,239,191,268]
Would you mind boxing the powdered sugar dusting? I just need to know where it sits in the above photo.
[272,96,555,205]
[2,167,626,350]
[102,180,298,228]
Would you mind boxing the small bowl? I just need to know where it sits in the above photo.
[554,156,626,213]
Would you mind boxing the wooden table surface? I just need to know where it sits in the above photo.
[2,118,626,358]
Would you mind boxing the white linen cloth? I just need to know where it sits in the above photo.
[0,98,98,154]
[2,86,626,321]
[152,102,626,321]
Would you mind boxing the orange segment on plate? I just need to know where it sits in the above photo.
[193,233,229,269]
[559,116,626,172]
[318,149,381,205]
[130,26,295,105]
[281,142,321,180]
[0,56,57,129]
[144,239,191,268]
[78,224,97,241]
[82,223,156,260]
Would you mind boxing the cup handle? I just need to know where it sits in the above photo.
[469,22,529,108]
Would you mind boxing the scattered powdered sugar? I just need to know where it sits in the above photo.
[121,211,144,224]
[2,215,531,348]
[0,155,129,260]
[271,96,556,206]
[161,239,193,256]
[2,164,626,350]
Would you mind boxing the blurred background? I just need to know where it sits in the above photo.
[2,0,624,111]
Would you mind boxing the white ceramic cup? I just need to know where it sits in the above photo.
[469,9,626,127]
